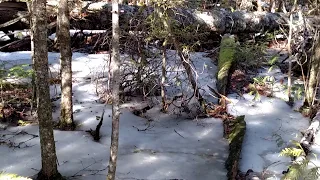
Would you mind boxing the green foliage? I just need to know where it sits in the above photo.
[280,141,320,180]
[268,55,278,66]
[235,43,267,71]
[0,63,33,83]
[248,84,261,101]
[280,147,304,157]
[280,140,304,158]
[248,75,275,101]
[304,167,320,180]
[7,64,33,78]
[282,159,309,180]
[291,84,304,100]
[282,83,305,101]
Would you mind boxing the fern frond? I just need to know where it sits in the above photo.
[280,147,304,157]
[282,164,303,180]
[283,159,309,180]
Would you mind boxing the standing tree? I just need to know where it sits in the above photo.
[57,0,74,129]
[107,0,121,179]
[30,0,62,179]
[304,34,320,108]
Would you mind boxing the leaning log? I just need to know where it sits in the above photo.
[0,1,285,34]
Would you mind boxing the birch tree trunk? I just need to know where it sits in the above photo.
[161,46,167,112]
[107,0,121,179]
[30,0,62,178]
[256,0,262,11]
[58,0,74,129]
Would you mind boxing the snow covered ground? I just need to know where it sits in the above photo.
[227,49,310,179]
[0,51,228,179]
[227,94,309,179]
[0,48,317,180]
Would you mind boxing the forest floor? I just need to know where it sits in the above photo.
[0,51,228,180]
[0,46,317,179]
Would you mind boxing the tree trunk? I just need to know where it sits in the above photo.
[269,0,276,12]
[278,0,287,13]
[107,0,121,179]
[58,0,74,129]
[305,35,320,107]
[240,0,253,10]
[256,0,262,11]
[161,46,167,112]
[30,0,62,178]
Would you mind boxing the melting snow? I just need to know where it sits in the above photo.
[0,51,228,179]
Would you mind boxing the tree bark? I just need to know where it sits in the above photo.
[256,0,262,11]
[58,0,74,129]
[107,0,121,179]
[305,35,320,107]
[269,0,276,12]
[161,46,167,112]
[30,0,61,178]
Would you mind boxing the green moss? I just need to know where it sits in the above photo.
[225,115,246,180]
[217,34,236,95]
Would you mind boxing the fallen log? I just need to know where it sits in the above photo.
[69,3,285,34]
[0,1,286,34]
[300,111,320,154]
[0,36,30,51]
[216,34,236,96]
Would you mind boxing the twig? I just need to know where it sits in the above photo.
[174,129,185,138]
[132,123,154,131]
[0,130,38,149]
[70,159,106,178]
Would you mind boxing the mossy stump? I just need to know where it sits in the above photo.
[225,115,246,180]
